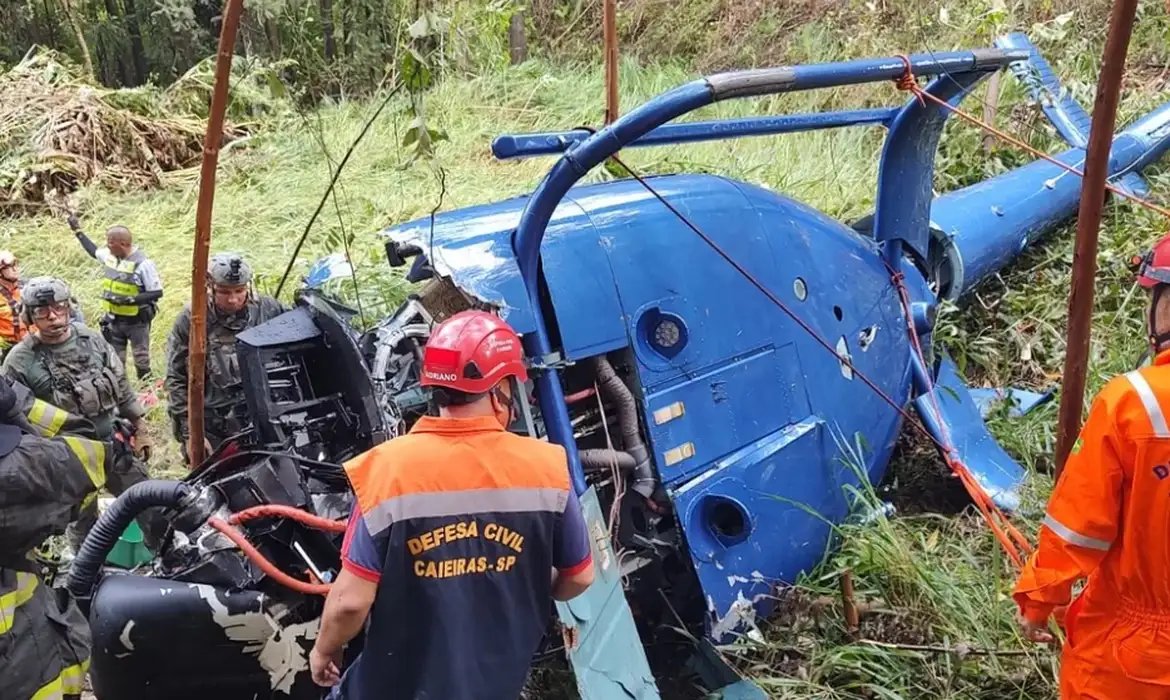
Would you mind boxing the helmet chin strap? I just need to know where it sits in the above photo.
[1150,285,1170,352]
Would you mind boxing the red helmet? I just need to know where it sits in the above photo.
[1135,233,1170,288]
[420,310,528,395]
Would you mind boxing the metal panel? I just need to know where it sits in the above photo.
[644,345,808,486]
[669,418,835,641]
[557,487,660,699]
[913,355,1027,511]
[491,109,895,160]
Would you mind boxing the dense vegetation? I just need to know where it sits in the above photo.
[5,0,1170,697]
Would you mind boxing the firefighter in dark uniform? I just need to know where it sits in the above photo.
[0,373,122,700]
[1,276,153,557]
[310,311,595,699]
[164,252,285,464]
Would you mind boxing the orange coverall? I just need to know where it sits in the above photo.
[1014,349,1170,698]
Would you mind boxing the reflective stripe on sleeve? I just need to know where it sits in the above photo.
[27,399,67,438]
[61,436,106,489]
[1043,513,1112,551]
[30,660,90,700]
[1125,371,1170,438]
[0,572,38,635]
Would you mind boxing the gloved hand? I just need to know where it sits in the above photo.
[134,428,153,462]
[67,214,80,232]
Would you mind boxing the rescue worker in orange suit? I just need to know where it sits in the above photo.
[1013,232,1170,698]
[0,250,26,356]
[309,310,596,699]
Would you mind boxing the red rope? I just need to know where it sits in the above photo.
[886,264,1032,565]
[894,55,1170,219]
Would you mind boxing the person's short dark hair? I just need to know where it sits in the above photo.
[431,386,486,407]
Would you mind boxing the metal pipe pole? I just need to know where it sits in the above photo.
[603,0,618,124]
[189,0,244,467]
[1054,0,1139,478]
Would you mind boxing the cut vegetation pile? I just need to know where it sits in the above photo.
[0,48,244,211]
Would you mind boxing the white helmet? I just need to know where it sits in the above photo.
[0,251,16,269]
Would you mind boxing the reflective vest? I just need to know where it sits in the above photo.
[0,432,107,700]
[99,249,146,317]
[338,415,578,700]
[0,281,23,345]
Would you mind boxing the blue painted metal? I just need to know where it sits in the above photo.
[968,387,1056,419]
[373,41,1170,695]
[874,66,998,263]
[491,109,896,160]
[555,487,659,699]
[303,252,353,289]
[930,35,1170,300]
[995,32,1093,149]
[930,109,1170,300]
[915,355,1028,511]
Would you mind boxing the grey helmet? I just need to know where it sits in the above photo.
[20,276,71,324]
[208,253,253,287]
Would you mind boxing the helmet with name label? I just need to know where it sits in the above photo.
[1134,233,1170,288]
[420,310,527,396]
[208,253,253,287]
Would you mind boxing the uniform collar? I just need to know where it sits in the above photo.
[410,415,505,435]
[1155,348,1170,366]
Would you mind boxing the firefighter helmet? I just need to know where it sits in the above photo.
[1134,234,1170,288]
[420,311,528,396]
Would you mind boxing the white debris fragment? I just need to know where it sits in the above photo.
[119,620,136,651]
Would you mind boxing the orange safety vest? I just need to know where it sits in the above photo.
[0,281,25,346]
[1014,348,1170,699]
[340,415,581,700]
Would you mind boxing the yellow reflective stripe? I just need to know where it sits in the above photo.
[62,436,106,490]
[0,572,38,635]
[30,660,89,700]
[27,399,66,438]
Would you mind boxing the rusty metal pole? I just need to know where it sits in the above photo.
[189,0,245,467]
[603,0,618,124]
[1054,0,1139,478]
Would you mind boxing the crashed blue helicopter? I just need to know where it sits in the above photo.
[370,33,1170,697]
[74,33,1170,700]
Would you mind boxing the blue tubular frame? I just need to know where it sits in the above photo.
[512,49,1028,495]
[491,109,897,160]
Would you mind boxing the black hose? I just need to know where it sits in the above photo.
[579,448,637,471]
[592,356,656,497]
[67,480,192,603]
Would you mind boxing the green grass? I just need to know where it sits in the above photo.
[5,0,1170,696]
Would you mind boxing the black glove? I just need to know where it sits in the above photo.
[67,214,81,232]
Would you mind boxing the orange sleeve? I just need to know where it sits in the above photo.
[1012,389,1125,624]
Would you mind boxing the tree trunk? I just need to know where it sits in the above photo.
[319,0,336,62]
[120,0,147,85]
[40,0,59,49]
[59,0,95,80]
[508,11,527,65]
[264,14,282,56]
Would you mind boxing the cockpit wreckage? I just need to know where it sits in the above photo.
[66,34,1170,699]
